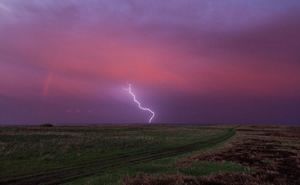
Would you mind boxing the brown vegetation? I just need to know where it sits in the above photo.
[123,126,300,185]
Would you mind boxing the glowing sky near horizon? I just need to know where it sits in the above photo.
[0,0,300,124]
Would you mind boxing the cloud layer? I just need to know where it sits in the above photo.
[0,0,300,124]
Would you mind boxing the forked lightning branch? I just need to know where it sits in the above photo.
[125,84,155,123]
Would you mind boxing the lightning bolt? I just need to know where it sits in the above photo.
[125,84,155,124]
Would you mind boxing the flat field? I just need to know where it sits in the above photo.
[0,125,237,185]
[0,125,298,185]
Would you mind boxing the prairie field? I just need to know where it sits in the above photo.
[0,125,298,185]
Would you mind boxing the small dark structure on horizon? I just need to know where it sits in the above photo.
[40,123,54,127]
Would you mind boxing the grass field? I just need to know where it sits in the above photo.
[0,125,241,185]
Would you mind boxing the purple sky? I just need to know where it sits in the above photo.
[0,0,300,124]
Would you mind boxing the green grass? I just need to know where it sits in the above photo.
[66,156,247,185]
[63,128,240,185]
[0,125,240,184]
